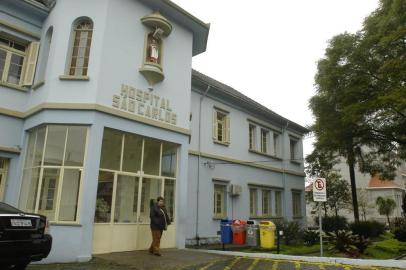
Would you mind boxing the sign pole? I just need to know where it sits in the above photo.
[313,177,326,257]
[319,203,323,256]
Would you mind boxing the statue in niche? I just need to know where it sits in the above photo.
[147,34,161,64]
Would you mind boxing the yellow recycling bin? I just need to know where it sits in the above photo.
[259,221,276,248]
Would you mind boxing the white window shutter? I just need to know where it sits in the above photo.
[225,115,230,143]
[212,110,217,140]
[23,41,40,86]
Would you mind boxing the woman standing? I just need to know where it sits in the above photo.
[149,196,171,256]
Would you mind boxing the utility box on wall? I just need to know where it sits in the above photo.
[231,184,242,196]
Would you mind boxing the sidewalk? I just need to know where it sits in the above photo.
[27,248,406,270]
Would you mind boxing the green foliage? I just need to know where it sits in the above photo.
[402,194,406,217]
[326,230,356,254]
[353,235,371,254]
[390,217,406,242]
[302,229,319,246]
[376,196,397,225]
[350,220,385,238]
[364,238,406,259]
[308,0,406,223]
[274,219,303,245]
[316,216,348,233]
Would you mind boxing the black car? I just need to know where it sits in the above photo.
[0,202,52,270]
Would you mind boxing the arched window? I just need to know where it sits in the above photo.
[68,19,93,76]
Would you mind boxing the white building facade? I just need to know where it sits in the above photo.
[0,0,307,263]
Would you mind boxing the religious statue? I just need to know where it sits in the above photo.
[148,37,160,64]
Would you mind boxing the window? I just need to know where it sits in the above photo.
[262,190,271,216]
[249,188,258,217]
[213,109,230,144]
[275,190,282,216]
[95,128,178,224]
[0,158,9,201]
[292,191,302,217]
[213,184,226,218]
[249,124,256,150]
[273,133,280,157]
[19,125,88,222]
[261,129,268,153]
[68,19,93,76]
[0,35,39,87]
[290,139,298,161]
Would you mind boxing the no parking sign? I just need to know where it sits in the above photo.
[312,178,327,202]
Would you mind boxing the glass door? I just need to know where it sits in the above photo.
[0,158,9,201]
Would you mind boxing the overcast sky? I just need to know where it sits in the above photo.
[172,0,380,159]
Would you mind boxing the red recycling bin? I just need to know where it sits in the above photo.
[231,219,247,245]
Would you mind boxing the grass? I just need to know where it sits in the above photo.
[362,238,406,259]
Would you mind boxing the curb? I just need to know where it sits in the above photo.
[186,248,406,268]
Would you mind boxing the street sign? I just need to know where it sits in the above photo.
[313,177,327,202]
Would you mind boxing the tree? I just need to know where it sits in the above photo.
[376,196,396,226]
[309,0,406,222]
[402,193,406,218]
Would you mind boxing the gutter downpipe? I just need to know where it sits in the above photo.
[195,84,211,246]
[282,121,289,220]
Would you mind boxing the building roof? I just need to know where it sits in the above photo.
[368,175,402,189]
[192,70,311,135]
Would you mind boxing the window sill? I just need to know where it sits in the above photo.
[293,216,303,219]
[59,75,90,81]
[32,80,45,90]
[50,222,82,227]
[290,160,302,165]
[0,81,28,92]
[213,140,230,146]
[213,216,227,220]
[249,149,282,160]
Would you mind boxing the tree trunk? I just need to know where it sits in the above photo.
[387,215,391,227]
[348,152,360,223]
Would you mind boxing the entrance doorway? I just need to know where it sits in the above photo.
[92,129,177,254]
[0,158,9,201]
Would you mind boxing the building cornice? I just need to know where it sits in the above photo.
[189,150,306,177]
[0,103,190,136]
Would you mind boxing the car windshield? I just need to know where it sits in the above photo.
[0,202,22,214]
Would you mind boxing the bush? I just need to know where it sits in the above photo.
[274,219,303,245]
[353,235,371,254]
[390,218,406,242]
[303,229,319,246]
[326,230,356,254]
[315,216,348,232]
[350,220,385,238]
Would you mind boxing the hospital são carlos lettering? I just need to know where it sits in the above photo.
[112,84,177,125]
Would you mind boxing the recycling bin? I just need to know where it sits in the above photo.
[246,220,259,247]
[220,219,233,244]
[231,219,247,245]
[259,220,276,248]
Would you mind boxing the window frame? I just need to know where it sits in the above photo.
[249,188,258,217]
[249,124,256,150]
[274,190,283,217]
[213,108,230,145]
[66,18,93,77]
[261,189,271,217]
[0,37,26,87]
[213,183,227,219]
[292,191,302,218]
[19,125,89,224]
[260,129,268,154]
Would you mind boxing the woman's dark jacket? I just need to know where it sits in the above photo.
[150,202,171,230]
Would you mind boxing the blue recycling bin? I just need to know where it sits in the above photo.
[220,219,233,244]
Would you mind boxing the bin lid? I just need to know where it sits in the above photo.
[247,220,258,225]
[233,219,247,225]
[259,220,275,227]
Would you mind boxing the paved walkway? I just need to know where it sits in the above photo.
[27,249,406,270]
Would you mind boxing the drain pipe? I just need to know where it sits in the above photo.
[282,121,289,219]
[195,84,211,246]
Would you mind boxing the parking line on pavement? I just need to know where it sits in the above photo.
[223,257,241,270]
[319,264,326,270]
[271,261,279,270]
[295,261,301,270]
[246,258,259,270]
